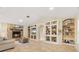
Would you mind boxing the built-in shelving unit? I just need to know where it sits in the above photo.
[28,26,30,38]
[45,20,58,43]
[30,25,37,39]
[27,18,76,46]
[10,25,23,39]
[62,18,75,45]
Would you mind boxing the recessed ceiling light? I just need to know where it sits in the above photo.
[19,19,23,23]
[49,7,54,10]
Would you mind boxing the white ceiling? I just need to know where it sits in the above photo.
[0,7,78,25]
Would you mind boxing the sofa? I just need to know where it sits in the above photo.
[0,37,15,51]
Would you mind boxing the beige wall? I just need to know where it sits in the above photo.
[0,23,15,39]
[23,25,28,38]
[0,23,8,38]
[76,18,79,51]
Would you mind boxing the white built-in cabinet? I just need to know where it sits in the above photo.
[62,18,76,46]
[44,18,76,46]
[30,25,37,40]
[45,20,59,44]
[28,18,76,46]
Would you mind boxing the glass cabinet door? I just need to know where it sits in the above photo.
[46,26,50,35]
[45,20,58,43]
[46,36,50,41]
[62,18,75,44]
[51,21,57,42]
[46,22,51,41]
[30,25,37,39]
[51,25,57,35]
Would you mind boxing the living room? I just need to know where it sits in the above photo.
[0,7,79,52]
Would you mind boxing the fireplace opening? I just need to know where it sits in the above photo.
[12,31,21,38]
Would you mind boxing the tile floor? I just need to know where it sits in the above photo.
[5,40,77,52]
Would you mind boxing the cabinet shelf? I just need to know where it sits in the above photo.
[62,18,75,45]
[45,20,58,43]
[28,25,37,39]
